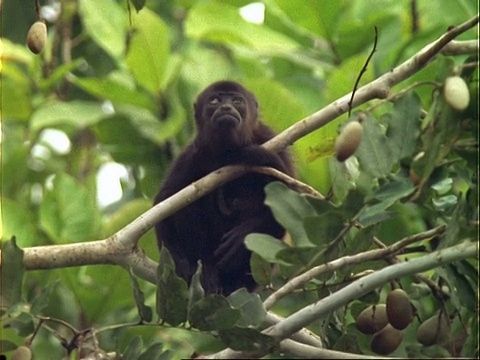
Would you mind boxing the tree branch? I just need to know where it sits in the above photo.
[20,14,478,284]
[209,241,477,358]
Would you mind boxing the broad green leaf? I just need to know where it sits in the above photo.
[129,268,153,322]
[78,0,127,60]
[244,79,307,133]
[188,262,205,312]
[367,178,416,203]
[264,182,317,247]
[39,174,100,243]
[126,9,170,93]
[123,336,143,360]
[188,295,240,331]
[70,73,157,111]
[156,247,188,326]
[304,211,345,246]
[1,199,37,247]
[0,237,24,308]
[185,2,299,53]
[355,114,393,178]
[250,252,272,287]
[227,288,266,328]
[269,0,345,40]
[245,234,288,264]
[386,92,421,162]
[1,63,31,120]
[30,100,108,134]
[219,328,277,351]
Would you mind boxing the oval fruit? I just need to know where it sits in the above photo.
[356,304,389,334]
[371,324,404,355]
[443,76,470,111]
[12,346,32,360]
[334,121,363,162]
[386,289,413,330]
[27,21,47,54]
[416,313,449,346]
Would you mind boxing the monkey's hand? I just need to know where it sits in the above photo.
[214,224,253,270]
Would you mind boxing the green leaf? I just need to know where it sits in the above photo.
[1,199,38,247]
[78,0,127,60]
[367,178,416,203]
[30,100,108,134]
[386,92,421,162]
[265,182,317,247]
[304,211,345,246]
[188,295,241,331]
[129,268,153,323]
[219,327,277,352]
[356,114,393,178]
[0,237,24,308]
[156,247,188,326]
[250,252,272,287]
[126,9,170,93]
[227,288,266,328]
[188,262,205,312]
[39,174,100,243]
[185,2,299,53]
[123,336,143,360]
[245,234,288,264]
[70,73,157,111]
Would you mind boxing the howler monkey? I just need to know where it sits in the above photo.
[154,81,294,295]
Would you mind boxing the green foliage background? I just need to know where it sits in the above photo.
[1,0,478,358]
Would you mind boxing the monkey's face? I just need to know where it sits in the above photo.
[194,81,259,147]
[205,93,248,130]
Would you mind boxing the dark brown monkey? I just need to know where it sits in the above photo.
[154,81,294,295]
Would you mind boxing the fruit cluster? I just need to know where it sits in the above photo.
[356,289,414,355]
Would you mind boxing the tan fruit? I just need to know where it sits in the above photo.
[386,289,413,330]
[443,76,470,111]
[356,304,389,334]
[416,313,449,346]
[27,21,47,54]
[335,121,363,162]
[371,324,404,355]
[12,346,32,360]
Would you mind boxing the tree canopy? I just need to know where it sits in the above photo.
[1,1,478,359]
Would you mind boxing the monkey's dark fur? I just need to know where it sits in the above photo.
[154,81,294,295]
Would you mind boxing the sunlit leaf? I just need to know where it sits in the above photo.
[126,9,170,93]
[79,0,127,60]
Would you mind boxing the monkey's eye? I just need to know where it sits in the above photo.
[208,96,221,105]
[232,96,245,105]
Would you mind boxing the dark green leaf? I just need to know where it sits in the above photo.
[156,247,188,326]
[304,211,345,246]
[188,261,205,312]
[367,178,415,203]
[250,252,272,287]
[356,114,393,178]
[130,0,146,12]
[0,237,24,308]
[129,268,153,323]
[265,182,317,247]
[219,327,277,352]
[188,295,240,331]
[227,288,266,328]
[386,92,422,162]
[138,343,164,360]
[123,336,143,360]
